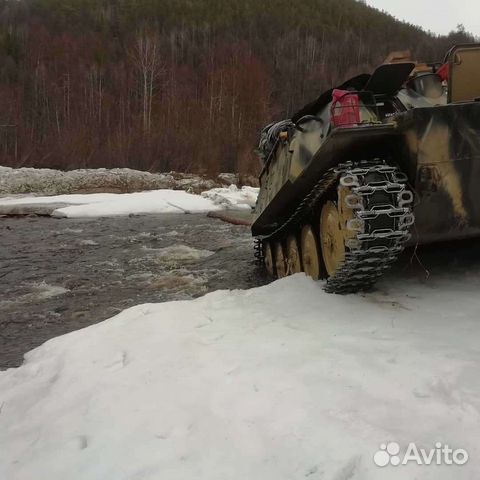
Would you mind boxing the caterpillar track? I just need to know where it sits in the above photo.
[254,159,414,293]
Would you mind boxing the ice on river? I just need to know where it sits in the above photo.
[148,244,215,263]
[0,186,259,218]
[201,184,258,209]
[1,274,479,480]
[0,281,69,308]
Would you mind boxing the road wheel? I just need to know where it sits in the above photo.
[264,241,275,276]
[274,242,287,278]
[320,201,346,277]
[286,234,302,274]
[301,225,321,280]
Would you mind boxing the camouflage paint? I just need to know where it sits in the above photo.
[253,102,480,245]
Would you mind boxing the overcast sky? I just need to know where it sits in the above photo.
[366,0,480,36]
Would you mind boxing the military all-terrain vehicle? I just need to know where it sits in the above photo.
[252,44,480,293]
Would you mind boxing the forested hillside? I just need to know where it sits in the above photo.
[0,0,474,173]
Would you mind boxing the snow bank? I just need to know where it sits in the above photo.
[201,185,258,210]
[0,166,221,196]
[0,166,258,196]
[1,275,479,479]
[0,186,258,218]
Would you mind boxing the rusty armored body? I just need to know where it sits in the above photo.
[252,44,480,293]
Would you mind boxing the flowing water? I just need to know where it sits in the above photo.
[2,212,480,369]
[0,213,267,369]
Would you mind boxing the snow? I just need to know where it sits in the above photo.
[1,274,479,479]
[0,186,259,218]
[201,185,258,210]
[0,166,258,196]
[0,166,224,196]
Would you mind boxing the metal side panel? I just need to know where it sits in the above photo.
[397,103,480,244]
[448,45,480,103]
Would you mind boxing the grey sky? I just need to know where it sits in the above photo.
[366,0,480,36]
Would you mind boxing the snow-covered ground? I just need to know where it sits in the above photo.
[0,166,256,196]
[1,274,479,480]
[0,185,258,217]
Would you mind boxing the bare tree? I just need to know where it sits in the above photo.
[129,31,165,136]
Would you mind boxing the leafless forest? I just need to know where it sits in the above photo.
[0,0,473,174]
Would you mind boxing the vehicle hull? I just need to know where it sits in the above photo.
[252,102,480,246]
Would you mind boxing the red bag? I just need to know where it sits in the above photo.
[331,89,361,127]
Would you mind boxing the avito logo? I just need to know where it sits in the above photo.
[373,442,468,467]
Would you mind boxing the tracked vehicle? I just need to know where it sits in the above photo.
[252,44,480,293]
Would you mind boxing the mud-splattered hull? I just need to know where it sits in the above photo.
[252,124,399,237]
[396,103,480,244]
[252,102,480,245]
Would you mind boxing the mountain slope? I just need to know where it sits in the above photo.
[0,0,474,172]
